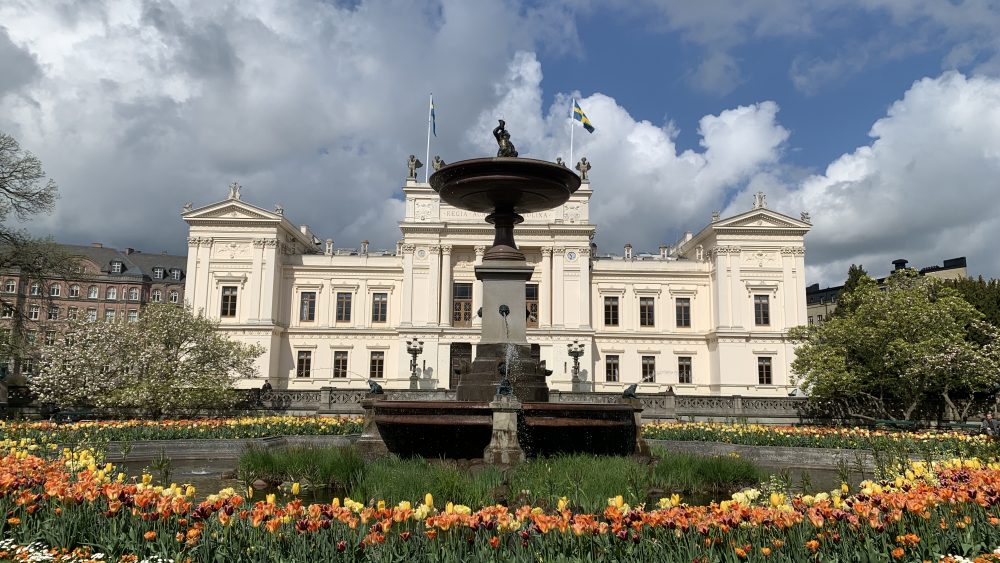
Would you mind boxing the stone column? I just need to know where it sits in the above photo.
[472,246,485,326]
[539,248,552,327]
[400,244,415,326]
[552,247,565,327]
[428,245,441,326]
[356,395,389,460]
[483,394,525,465]
[578,247,592,329]
[439,245,452,327]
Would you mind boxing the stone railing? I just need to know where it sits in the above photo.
[260,388,809,423]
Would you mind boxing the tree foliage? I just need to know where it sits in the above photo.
[32,304,264,416]
[943,275,1000,328]
[831,263,868,318]
[790,270,1000,422]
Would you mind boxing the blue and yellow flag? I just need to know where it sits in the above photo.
[573,100,595,133]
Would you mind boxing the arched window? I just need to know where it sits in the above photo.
[169,291,179,304]
[106,287,117,300]
[49,284,61,297]
[152,290,162,303]
[128,287,139,301]
[88,286,98,299]
[69,285,80,298]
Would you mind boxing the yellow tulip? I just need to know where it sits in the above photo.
[291,482,300,495]
[266,493,276,505]
[247,486,253,499]
[425,493,434,508]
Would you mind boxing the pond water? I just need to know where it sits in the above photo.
[120,457,865,507]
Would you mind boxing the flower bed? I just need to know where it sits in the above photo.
[3,446,1000,562]
[0,416,362,448]
[644,421,993,457]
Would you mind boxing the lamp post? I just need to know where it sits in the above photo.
[406,337,424,390]
[567,340,585,392]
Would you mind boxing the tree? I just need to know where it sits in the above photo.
[831,263,868,318]
[789,270,1000,422]
[31,304,265,416]
[0,132,78,381]
[943,276,1000,328]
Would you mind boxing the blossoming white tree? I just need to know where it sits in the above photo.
[32,304,264,416]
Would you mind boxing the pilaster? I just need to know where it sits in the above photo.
[439,245,453,327]
[539,247,552,327]
[552,246,565,327]
[472,246,485,327]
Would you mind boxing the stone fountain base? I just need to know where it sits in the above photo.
[456,343,550,403]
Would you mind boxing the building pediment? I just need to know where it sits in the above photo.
[713,209,809,230]
[184,201,281,222]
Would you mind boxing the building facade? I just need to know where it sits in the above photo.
[0,244,187,383]
[182,173,811,396]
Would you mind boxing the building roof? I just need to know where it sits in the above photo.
[60,244,186,280]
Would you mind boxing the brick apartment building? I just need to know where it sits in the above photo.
[0,243,186,383]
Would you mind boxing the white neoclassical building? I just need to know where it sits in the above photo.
[182,174,810,397]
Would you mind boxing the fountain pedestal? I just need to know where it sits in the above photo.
[483,394,526,465]
[356,396,389,460]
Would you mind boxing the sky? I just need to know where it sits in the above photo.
[2,0,1000,287]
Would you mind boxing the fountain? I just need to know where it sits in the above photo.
[359,121,646,462]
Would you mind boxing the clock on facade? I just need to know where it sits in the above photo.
[566,251,578,261]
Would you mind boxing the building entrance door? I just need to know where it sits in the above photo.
[449,343,472,390]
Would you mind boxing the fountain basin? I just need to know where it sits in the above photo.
[429,157,581,214]
[372,400,640,459]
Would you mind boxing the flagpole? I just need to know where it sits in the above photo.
[569,98,575,170]
[424,93,433,183]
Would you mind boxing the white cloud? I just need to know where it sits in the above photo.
[738,71,1000,284]
[473,52,789,252]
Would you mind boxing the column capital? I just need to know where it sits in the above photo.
[441,244,453,254]
[401,244,417,253]
[474,245,486,256]
[552,246,566,255]
[540,247,553,257]
[429,244,442,253]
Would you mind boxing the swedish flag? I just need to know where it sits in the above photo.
[430,96,437,137]
[573,100,595,133]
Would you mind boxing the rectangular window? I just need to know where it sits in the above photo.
[111,262,122,273]
[169,291,179,304]
[30,283,40,296]
[641,356,656,383]
[49,285,61,297]
[807,316,814,325]
[333,351,349,378]
[678,356,692,384]
[152,290,161,303]
[299,292,316,322]
[104,310,115,321]
[106,287,117,300]
[25,331,36,344]
[604,296,619,326]
[86,308,97,322]
[639,297,655,327]
[88,286,98,299]
[44,331,56,346]
[21,359,33,375]
[47,306,58,321]
[296,351,312,378]
[1,305,13,319]
[67,307,78,320]
[526,284,539,328]
[754,295,770,326]
[69,285,80,298]
[371,293,388,323]
[335,292,352,322]
[757,357,773,385]
[4,280,14,293]
[153,267,164,279]
[676,298,691,328]
[605,354,620,382]
[171,269,181,280]
[127,310,138,322]
[370,351,385,379]
[28,305,39,321]
[220,286,238,318]
[452,282,473,327]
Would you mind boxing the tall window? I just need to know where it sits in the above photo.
[4,280,14,293]
[127,310,138,322]
[604,296,619,326]
[44,331,56,345]
[452,283,473,327]
[128,287,139,301]
[639,297,655,327]
[49,284,61,297]
[641,356,656,382]
[757,357,773,385]
[28,305,39,320]
[152,290,162,303]
[678,356,692,384]
[171,269,182,280]
[106,287,117,300]
[605,354,620,382]
[676,298,691,328]
[296,351,312,378]
[336,292,352,322]
[88,286,98,299]
[371,293,388,323]
[67,307,78,320]
[104,310,116,321]
[153,267,165,279]
[30,283,40,296]
[169,291,179,304]
[300,292,317,322]
[526,284,539,328]
[47,306,58,321]
[86,308,97,322]
[69,285,80,298]
[754,295,770,326]
[370,351,385,379]
[220,286,238,317]
[333,351,349,378]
